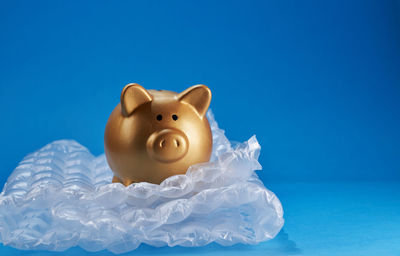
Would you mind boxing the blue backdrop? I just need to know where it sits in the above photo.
[1,0,399,184]
[1,1,400,256]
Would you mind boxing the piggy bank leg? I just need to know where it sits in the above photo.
[112,176,135,186]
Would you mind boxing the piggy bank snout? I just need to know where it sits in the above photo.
[146,129,189,163]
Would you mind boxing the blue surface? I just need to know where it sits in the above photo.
[1,182,399,256]
[1,0,400,255]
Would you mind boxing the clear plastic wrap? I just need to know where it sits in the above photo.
[0,111,284,254]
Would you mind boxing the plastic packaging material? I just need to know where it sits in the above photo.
[0,111,284,254]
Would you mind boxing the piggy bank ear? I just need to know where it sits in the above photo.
[121,83,153,117]
[178,84,211,118]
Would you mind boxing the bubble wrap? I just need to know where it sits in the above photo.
[0,112,284,254]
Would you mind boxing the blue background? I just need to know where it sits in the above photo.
[1,1,400,255]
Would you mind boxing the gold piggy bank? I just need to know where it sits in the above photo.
[104,83,213,186]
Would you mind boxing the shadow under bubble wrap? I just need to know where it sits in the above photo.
[0,229,300,256]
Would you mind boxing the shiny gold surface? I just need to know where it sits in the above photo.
[104,83,213,185]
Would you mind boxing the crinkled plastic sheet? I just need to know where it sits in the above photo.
[0,111,284,254]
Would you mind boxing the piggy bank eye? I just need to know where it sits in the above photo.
[172,114,178,121]
[156,114,163,121]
